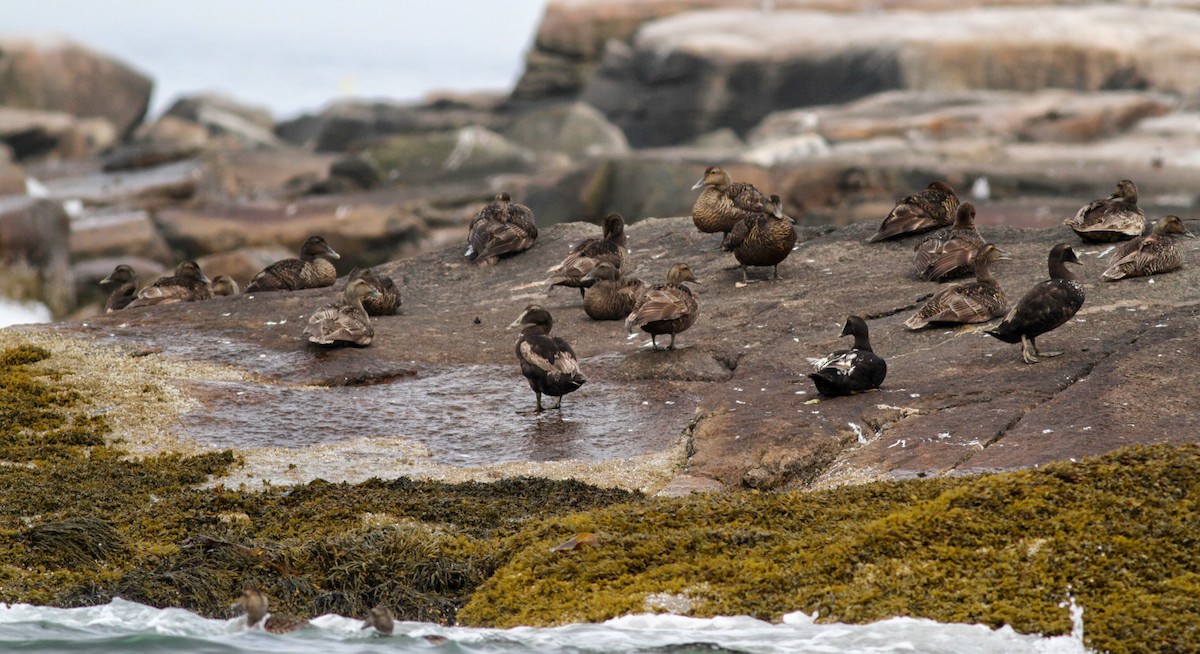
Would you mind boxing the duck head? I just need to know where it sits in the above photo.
[301,235,341,261]
[691,166,731,191]
[666,262,699,285]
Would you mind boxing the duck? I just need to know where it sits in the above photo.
[1064,179,1145,243]
[911,201,986,281]
[1101,214,1195,281]
[546,213,627,298]
[210,275,240,297]
[347,267,401,316]
[580,261,645,321]
[125,261,211,308]
[99,264,137,312]
[625,262,700,350]
[509,304,586,413]
[807,315,887,396]
[723,194,797,281]
[238,588,310,634]
[691,165,770,239]
[361,605,395,635]
[986,243,1085,364]
[904,243,1010,329]
[302,278,380,347]
[868,181,959,243]
[245,235,340,293]
[465,192,538,266]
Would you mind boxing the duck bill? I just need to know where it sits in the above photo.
[690,177,706,191]
[1184,229,1197,239]
[994,248,1013,261]
[326,246,342,260]
[506,310,530,330]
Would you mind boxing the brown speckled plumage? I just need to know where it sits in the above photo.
[723,194,797,281]
[466,192,538,266]
[245,236,340,292]
[348,267,401,316]
[1064,179,1145,243]
[240,588,310,634]
[126,261,211,308]
[869,181,959,243]
[691,166,769,236]
[625,262,700,350]
[99,264,138,312]
[912,201,986,281]
[581,261,645,321]
[303,278,380,347]
[547,213,627,298]
[905,243,1010,329]
[1102,214,1195,280]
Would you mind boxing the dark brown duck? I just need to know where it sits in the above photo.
[546,212,627,298]
[868,181,959,243]
[625,262,700,350]
[986,243,1085,364]
[807,315,887,396]
[905,243,1010,329]
[245,235,340,292]
[465,192,538,266]
[126,261,211,308]
[99,264,137,312]
[911,201,986,281]
[580,261,645,321]
[723,194,797,281]
[509,304,586,413]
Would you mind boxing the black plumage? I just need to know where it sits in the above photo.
[546,213,627,298]
[465,192,538,266]
[510,305,586,412]
[986,243,1086,364]
[807,315,887,396]
[99,264,137,312]
[723,194,797,281]
[912,201,986,281]
[126,261,211,308]
[245,235,340,292]
[868,181,959,243]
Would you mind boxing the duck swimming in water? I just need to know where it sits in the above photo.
[126,261,211,308]
[723,194,797,281]
[1064,179,1144,243]
[546,213,627,298]
[347,267,401,316]
[510,304,586,413]
[361,605,395,635]
[625,262,701,350]
[580,261,645,321]
[868,181,959,243]
[807,316,887,396]
[911,201,986,281]
[691,166,770,241]
[238,588,310,634]
[465,192,538,266]
[986,243,1085,364]
[99,264,137,312]
[245,235,340,293]
[905,243,1010,329]
[302,278,380,347]
[1101,214,1195,281]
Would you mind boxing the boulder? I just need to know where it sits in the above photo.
[37,159,203,205]
[69,207,173,264]
[162,94,281,148]
[502,102,629,158]
[0,106,118,160]
[0,196,73,316]
[357,127,537,183]
[0,35,152,136]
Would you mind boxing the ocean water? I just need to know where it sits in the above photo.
[0,599,1090,654]
[0,298,51,328]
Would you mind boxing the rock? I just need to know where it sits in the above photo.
[741,133,831,167]
[502,102,629,158]
[0,106,119,160]
[195,246,293,289]
[358,127,537,183]
[0,158,24,196]
[0,197,74,316]
[162,94,281,148]
[132,115,211,151]
[69,207,173,264]
[37,160,203,205]
[0,35,152,136]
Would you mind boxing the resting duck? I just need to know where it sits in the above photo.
[1064,179,1144,243]
[361,605,395,635]
[126,261,211,308]
[465,192,538,266]
[580,261,645,321]
[245,235,340,293]
[723,194,797,281]
[868,181,959,243]
[905,243,1010,329]
[302,278,380,347]
[239,588,310,634]
[99,264,137,312]
[546,212,627,298]
[807,315,887,396]
[1101,214,1195,281]
[911,201,986,281]
[509,304,586,413]
[625,262,700,350]
[348,267,401,316]
[691,166,769,239]
[210,275,240,297]
[986,243,1085,364]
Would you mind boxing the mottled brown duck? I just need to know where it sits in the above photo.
[580,261,644,321]
[245,235,340,292]
[126,261,211,308]
[1064,179,1145,243]
[986,243,1085,364]
[691,165,769,239]
[905,243,1010,329]
[361,605,395,635]
[1102,214,1195,281]
[302,278,380,347]
[807,315,887,396]
[465,192,538,266]
[210,275,240,297]
[509,304,586,413]
[238,588,310,634]
[99,264,137,312]
[625,262,700,350]
[911,201,986,281]
[868,181,959,243]
[546,212,627,298]
[723,194,797,281]
[348,267,401,316]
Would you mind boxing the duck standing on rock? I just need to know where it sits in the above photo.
[912,201,986,281]
[347,267,401,315]
[723,194,797,281]
[580,261,644,321]
[509,304,586,413]
[868,181,959,243]
[905,243,1010,329]
[625,262,700,350]
[99,264,137,312]
[1064,179,1144,243]
[126,261,211,308]
[302,278,380,347]
[245,235,340,293]
[546,212,627,298]
[807,315,887,396]
[238,588,310,634]
[986,243,1085,364]
[465,192,538,266]
[691,165,770,242]
[1101,214,1195,281]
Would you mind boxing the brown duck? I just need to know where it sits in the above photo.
[465,192,538,266]
[868,181,959,243]
[99,264,137,312]
[1102,214,1195,281]
[126,261,211,308]
[245,235,340,292]
[361,605,395,635]
[210,275,240,297]
[911,201,986,281]
[691,166,769,239]
[1064,179,1145,243]
[302,278,380,347]
[723,194,797,281]
[580,261,645,321]
[239,588,310,634]
[546,213,627,298]
[905,243,1010,329]
[348,267,401,316]
[509,304,586,413]
[625,262,700,350]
